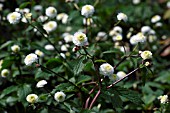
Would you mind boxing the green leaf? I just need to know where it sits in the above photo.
[103,49,123,55]
[0,41,13,50]
[117,87,143,105]
[35,69,52,79]
[38,94,49,102]
[46,58,62,69]
[17,84,32,101]
[0,86,18,99]
[77,75,91,85]
[94,59,106,63]
[19,2,30,9]
[53,83,76,92]
[73,56,86,75]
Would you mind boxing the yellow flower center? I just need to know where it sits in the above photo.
[105,65,111,71]
[77,35,85,42]
[85,6,91,11]
[11,14,17,20]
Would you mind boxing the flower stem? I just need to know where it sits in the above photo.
[107,67,140,89]
[39,65,81,92]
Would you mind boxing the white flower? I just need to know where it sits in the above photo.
[45,44,54,51]
[83,18,93,26]
[54,91,66,102]
[144,61,150,66]
[26,94,38,103]
[158,95,168,104]
[0,3,3,11]
[73,32,88,46]
[113,26,123,33]
[112,34,123,41]
[38,15,48,22]
[64,34,73,43]
[132,0,141,4]
[61,45,68,51]
[117,12,128,22]
[35,50,44,57]
[7,12,21,24]
[33,5,43,11]
[151,15,161,23]
[117,71,126,79]
[43,21,57,33]
[155,22,162,27]
[140,50,152,60]
[167,1,170,8]
[21,13,32,23]
[36,80,47,88]
[95,31,107,41]
[141,26,151,34]
[0,60,3,70]
[56,13,69,24]
[1,69,9,78]
[45,6,57,18]
[99,63,114,76]
[109,74,119,82]
[135,32,146,43]
[60,53,66,59]
[130,32,146,45]
[81,5,95,18]
[24,53,38,66]
[15,8,30,13]
[148,35,157,43]
[11,45,20,53]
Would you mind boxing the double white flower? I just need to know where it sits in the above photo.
[117,12,128,22]
[54,91,66,102]
[24,53,38,66]
[99,63,114,76]
[81,5,95,18]
[43,21,57,33]
[11,45,20,53]
[1,69,9,78]
[140,50,152,60]
[73,32,88,46]
[26,94,38,104]
[45,6,57,18]
[7,12,21,24]
[158,95,168,104]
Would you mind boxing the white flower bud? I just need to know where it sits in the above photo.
[0,60,3,70]
[54,91,66,102]
[45,6,57,18]
[158,95,168,104]
[26,94,38,104]
[1,69,9,78]
[151,15,161,23]
[64,34,73,43]
[117,71,126,79]
[144,61,150,67]
[113,26,123,33]
[57,13,69,24]
[24,53,38,66]
[141,26,151,34]
[95,31,107,41]
[99,63,114,76]
[45,44,54,51]
[7,12,21,24]
[81,5,95,18]
[140,50,152,60]
[36,80,47,88]
[11,45,20,53]
[43,21,57,33]
[73,32,88,46]
[117,12,128,22]
[35,50,44,57]
[132,0,141,4]
[61,45,68,51]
